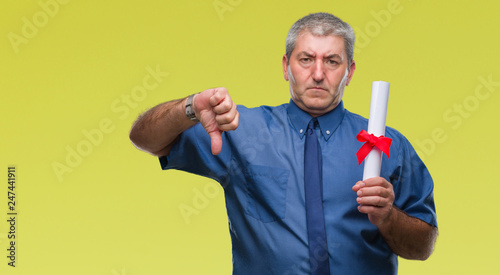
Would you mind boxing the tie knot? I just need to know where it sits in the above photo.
[306,118,318,135]
[307,118,318,129]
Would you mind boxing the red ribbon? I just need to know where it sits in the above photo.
[356,130,392,165]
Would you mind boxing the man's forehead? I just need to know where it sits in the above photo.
[294,31,346,57]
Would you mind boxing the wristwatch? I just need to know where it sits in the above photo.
[185,94,199,122]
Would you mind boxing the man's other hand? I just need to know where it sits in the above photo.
[352,177,395,226]
[193,87,239,155]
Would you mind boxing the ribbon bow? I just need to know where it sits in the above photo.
[356,130,392,165]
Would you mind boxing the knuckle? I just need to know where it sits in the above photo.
[209,97,218,106]
[232,117,239,130]
[230,120,238,129]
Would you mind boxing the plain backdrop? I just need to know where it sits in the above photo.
[1,0,499,274]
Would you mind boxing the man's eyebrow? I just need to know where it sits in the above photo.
[297,52,344,61]
[325,53,343,61]
[297,51,314,57]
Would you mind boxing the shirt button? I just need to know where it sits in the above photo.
[326,130,331,135]
[300,129,304,134]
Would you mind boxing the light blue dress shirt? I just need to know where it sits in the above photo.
[160,100,437,275]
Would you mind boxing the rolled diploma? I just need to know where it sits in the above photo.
[362,81,390,180]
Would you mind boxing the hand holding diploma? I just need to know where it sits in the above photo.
[353,81,394,226]
[352,177,395,226]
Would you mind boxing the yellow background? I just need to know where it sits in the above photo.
[1,0,499,274]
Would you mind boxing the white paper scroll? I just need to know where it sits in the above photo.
[362,81,390,180]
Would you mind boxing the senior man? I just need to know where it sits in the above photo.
[130,12,438,275]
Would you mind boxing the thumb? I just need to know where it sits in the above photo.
[208,130,223,155]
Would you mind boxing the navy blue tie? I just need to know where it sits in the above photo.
[304,118,330,274]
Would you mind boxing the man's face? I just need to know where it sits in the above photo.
[283,31,356,117]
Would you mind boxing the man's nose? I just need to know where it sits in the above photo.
[311,61,325,82]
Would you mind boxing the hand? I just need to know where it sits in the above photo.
[193,87,239,155]
[352,177,395,226]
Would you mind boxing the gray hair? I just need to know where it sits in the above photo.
[285,12,355,67]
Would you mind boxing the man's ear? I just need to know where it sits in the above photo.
[282,55,289,81]
[346,60,356,86]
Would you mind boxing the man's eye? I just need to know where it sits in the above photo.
[327,60,338,65]
[301,58,312,63]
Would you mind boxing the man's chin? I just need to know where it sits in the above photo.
[301,100,339,116]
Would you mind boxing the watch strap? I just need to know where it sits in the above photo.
[185,94,199,122]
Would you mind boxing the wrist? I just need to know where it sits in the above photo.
[377,205,397,230]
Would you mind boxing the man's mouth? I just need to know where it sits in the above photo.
[309,86,327,91]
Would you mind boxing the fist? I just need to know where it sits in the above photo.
[193,87,239,155]
[352,177,395,226]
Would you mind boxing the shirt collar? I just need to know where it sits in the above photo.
[286,99,346,141]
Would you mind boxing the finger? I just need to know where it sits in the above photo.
[356,195,390,207]
[217,111,239,132]
[208,130,223,155]
[215,105,237,125]
[209,88,228,108]
[212,97,233,115]
[362,177,391,188]
[357,204,380,214]
[352,181,365,192]
[356,186,390,198]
